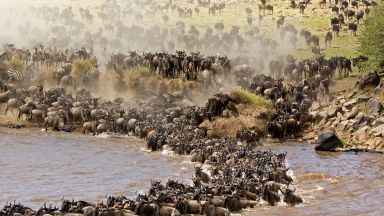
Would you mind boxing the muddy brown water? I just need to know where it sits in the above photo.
[0,129,383,215]
[0,128,194,209]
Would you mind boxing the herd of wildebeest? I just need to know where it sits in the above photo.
[0,0,378,215]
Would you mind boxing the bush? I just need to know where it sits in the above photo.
[229,88,274,110]
[123,66,152,90]
[359,3,384,70]
[72,59,93,78]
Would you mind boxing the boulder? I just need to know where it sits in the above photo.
[343,99,357,109]
[345,107,360,120]
[355,71,380,90]
[357,93,371,103]
[326,105,342,119]
[341,106,350,113]
[332,116,341,126]
[351,126,371,144]
[315,127,343,151]
[338,120,349,130]
[346,90,357,99]
[371,124,384,137]
[366,98,382,116]
[373,117,384,126]
[336,95,345,102]
[352,112,368,129]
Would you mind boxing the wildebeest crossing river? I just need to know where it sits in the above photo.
[0,128,383,215]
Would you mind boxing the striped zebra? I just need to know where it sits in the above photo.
[7,65,37,82]
[12,49,31,66]
[0,51,13,62]
[4,44,31,65]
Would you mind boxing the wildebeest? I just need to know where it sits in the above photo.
[277,16,285,29]
[331,5,339,14]
[355,10,364,23]
[348,22,358,36]
[266,5,274,14]
[325,31,333,48]
[332,24,340,36]
[299,4,305,14]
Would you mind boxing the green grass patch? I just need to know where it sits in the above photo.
[230,88,274,110]
[338,137,347,148]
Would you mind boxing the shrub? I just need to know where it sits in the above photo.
[123,66,152,90]
[359,2,384,70]
[72,59,93,78]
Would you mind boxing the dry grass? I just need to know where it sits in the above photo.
[72,59,93,79]
[122,66,199,93]
[123,66,152,90]
[201,106,268,139]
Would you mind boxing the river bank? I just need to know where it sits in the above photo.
[304,72,384,154]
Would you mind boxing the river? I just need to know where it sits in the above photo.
[0,129,383,215]
[0,128,194,209]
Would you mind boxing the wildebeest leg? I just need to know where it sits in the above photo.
[4,105,9,115]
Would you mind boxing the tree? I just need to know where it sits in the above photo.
[359,3,384,69]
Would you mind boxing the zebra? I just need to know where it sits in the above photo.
[0,51,13,62]
[4,44,31,65]
[7,65,37,82]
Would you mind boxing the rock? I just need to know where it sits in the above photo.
[341,106,350,113]
[319,110,328,119]
[332,116,341,126]
[346,90,357,99]
[337,112,344,119]
[366,138,376,148]
[310,102,320,111]
[315,127,342,151]
[373,117,384,126]
[355,71,380,90]
[336,95,345,102]
[373,137,383,148]
[371,124,384,137]
[339,98,346,105]
[345,107,359,120]
[366,98,382,116]
[326,105,342,119]
[352,112,368,129]
[366,137,383,149]
[338,120,350,131]
[325,117,335,127]
[352,126,371,144]
[343,99,357,109]
[357,93,371,103]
